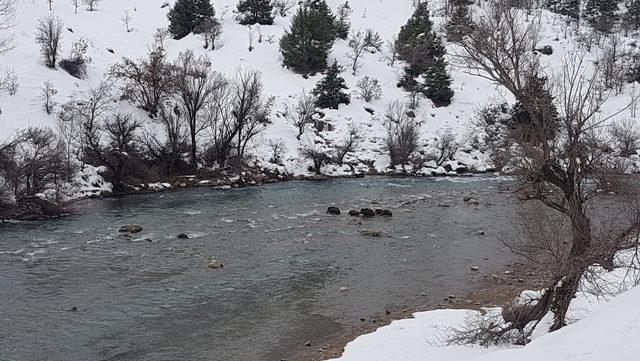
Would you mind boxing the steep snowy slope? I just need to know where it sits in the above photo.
[0,0,637,176]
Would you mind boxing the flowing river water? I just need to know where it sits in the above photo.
[0,176,518,361]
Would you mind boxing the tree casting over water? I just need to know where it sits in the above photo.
[450,0,640,345]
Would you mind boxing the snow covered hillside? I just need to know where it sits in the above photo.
[0,0,638,180]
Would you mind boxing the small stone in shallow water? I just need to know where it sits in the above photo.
[348,210,360,216]
[304,341,311,347]
[471,266,479,271]
[208,259,224,269]
[177,233,189,239]
[339,286,350,292]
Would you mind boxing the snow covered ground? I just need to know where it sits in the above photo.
[2,0,637,178]
[330,263,640,361]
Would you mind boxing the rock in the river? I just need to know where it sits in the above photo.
[339,286,350,292]
[177,233,189,239]
[471,266,479,271]
[463,196,479,205]
[379,209,393,217]
[119,224,143,233]
[359,229,383,237]
[304,341,311,347]
[208,259,224,269]
[360,208,375,217]
[327,206,341,215]
[348,210,361,216]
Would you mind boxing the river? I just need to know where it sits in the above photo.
[0,176,517,361]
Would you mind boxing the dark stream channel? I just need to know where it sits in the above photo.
[0,176,517,361]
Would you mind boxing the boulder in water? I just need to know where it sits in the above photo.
[360,208,375,217]
[177,233,189,239]
[327,206,341,215]
[348,210,361,216]
[119,224,143,233]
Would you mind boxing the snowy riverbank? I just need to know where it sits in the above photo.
[329,262,640,361]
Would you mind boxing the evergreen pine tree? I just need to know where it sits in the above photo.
[237,0,274,25]
[557,0,581,19]
[584,0,620,32]
[623,0,640,31]
[421,36,454,107]
[509,74,559,142]
[279,0,337,74]
[445,3,473,42]
[312,60,350,109]
[335,1,352,40]
[168,0,216,39]
[396,2,433,63]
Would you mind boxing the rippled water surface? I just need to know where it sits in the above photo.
[0,176,517,361]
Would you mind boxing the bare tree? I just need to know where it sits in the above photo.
[40,80,57,114]
[174,50,225,169]
[110,48,174,117]
[229,69,273,161]
[83,0,100,11]
[347,29,383,75]
[283,91,317,140]
[35,15,63,69]
[122,10,132,33]
[71,0,79,14]
[198,19,222,50]
[451,0,640,342]
[47,0,53,11]
[273,0,296,17]
[0,0,15,54]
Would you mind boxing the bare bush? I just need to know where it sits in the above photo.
[35,15,63,69]
[1,128,66,199]
[355,76,382,102]
[283,91,317,139]
[333,124,362,164]
[110,47,175,117]
[432,128,459,166]
[609,119,640,157]
[383,101,421,167]
[268,139,286,164]
[299,141,330,174]
[59,38,91,79]
[142,104,189,176]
